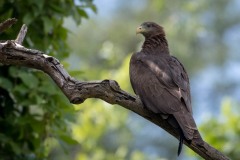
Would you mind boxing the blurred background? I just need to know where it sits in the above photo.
[0,0,240,160]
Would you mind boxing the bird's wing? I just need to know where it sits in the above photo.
[168,56,192,113]
[143,55,192,113]
[130,52,192,113]
[130,52,197,140]
[130,53,182,114]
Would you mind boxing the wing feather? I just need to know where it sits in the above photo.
[130,52,197,140]
[130,53,181,114]
[141,54,192,113]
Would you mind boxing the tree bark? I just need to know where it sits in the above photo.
[0,21,229,160]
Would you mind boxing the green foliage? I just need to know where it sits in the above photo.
[0,0,95,159]
[0,0,95,58]
[187,98,240,159]
[199,99,240,159]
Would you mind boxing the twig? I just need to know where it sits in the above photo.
[0,18,18,33]
[15,24,28,44]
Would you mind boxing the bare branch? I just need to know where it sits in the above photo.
[15,24,28,44]
[0,18,18,33]
[0,23,230,160]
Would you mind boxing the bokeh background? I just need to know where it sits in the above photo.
[0,0,240,160]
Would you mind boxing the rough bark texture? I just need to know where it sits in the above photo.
[0,21,230,160]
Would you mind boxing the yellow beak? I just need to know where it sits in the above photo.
[136,25,145,34]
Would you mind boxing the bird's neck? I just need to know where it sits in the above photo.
[141,34,169,54]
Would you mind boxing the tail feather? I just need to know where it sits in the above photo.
[177,131,184,156]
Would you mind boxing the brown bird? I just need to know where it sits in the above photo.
[129,22,202,155]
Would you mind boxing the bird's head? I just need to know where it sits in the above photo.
[136,22,165,38]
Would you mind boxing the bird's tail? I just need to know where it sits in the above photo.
[178,129,184,156]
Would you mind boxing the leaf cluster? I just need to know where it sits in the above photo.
[0,0,96,159]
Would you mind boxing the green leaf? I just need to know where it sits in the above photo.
[9,141,21,154]
[90,4,97,13]
[8,66,19,78]
[13,84,29,95]
[49,3,65,14]
[18,72,39,89]
[33,0,44,11]
[59,134,79,145]
[42,17,53,34]
[38,81,58,95]
[0,77,13,90]
[77,8,88,18]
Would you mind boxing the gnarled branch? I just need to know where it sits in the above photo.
[0,22,229,160]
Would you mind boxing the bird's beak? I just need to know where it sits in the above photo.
[136,25,144,34]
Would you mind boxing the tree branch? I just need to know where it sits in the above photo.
[15,24,28,44]
[0,18,17,33]
[0,24,229,160]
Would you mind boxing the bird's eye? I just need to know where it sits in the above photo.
[146,24,150,28]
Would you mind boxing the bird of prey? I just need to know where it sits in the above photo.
[129,22,202,155]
